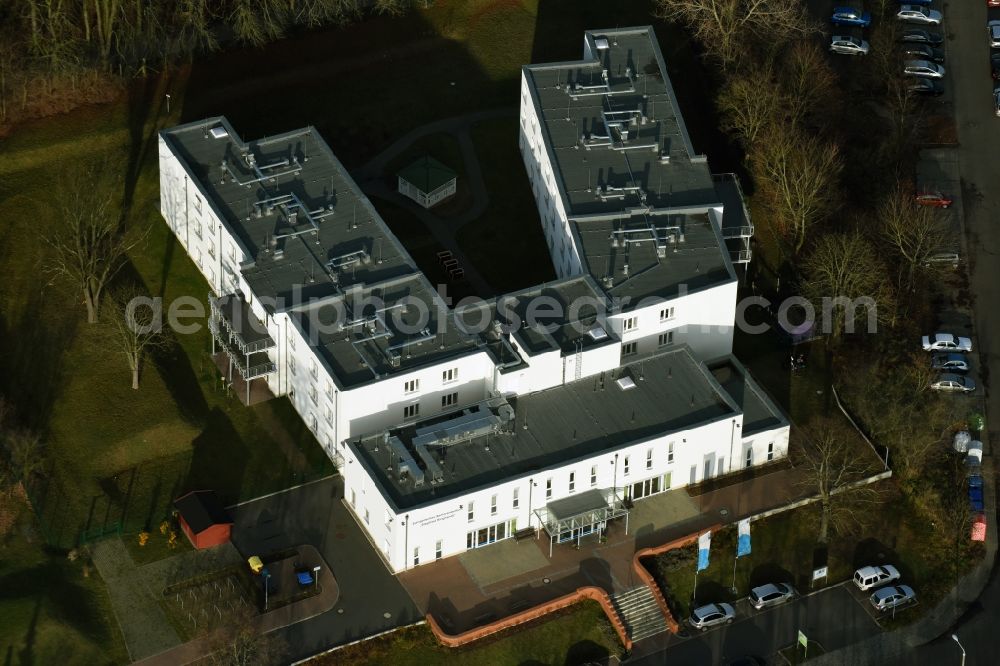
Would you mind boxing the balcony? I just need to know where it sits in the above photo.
[209,293,277,405]
[713,173,754,265]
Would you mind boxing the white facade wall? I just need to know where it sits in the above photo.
[347,414,744,572]
[611,281,738,363]
[739,425,790,471]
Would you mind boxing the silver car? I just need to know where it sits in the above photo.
[854,564,901,591]
[870,585,916,611]
[921,333,972,352]
[930,374,975,393]
[689,602,736,630]
[830,36,870,56]
[931,353,969,372]
[898,6,942,25]
[904,59,945,79]
[748,583,796,610]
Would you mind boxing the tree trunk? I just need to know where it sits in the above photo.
[132,362,140,390]
[84,289,98,324]
[818,498,830,543]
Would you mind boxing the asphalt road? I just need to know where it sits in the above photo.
[228,477,422,662]
[626,583,881,665]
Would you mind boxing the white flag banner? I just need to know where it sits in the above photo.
[737,518,751,558]
[697,530,711,571]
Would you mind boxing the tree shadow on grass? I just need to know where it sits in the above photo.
[564,639,610,665]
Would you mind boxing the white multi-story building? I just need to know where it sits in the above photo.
[157,26,787,575]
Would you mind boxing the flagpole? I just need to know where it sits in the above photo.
[732,552,738,593]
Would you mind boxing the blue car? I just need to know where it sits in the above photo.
[969,475,984,489]
[899,0,933,4]
[832,7,873,28]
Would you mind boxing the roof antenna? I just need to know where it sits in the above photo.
[522,408,529,430]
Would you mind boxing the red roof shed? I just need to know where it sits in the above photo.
[174,490,233,549]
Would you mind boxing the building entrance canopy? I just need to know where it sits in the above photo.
[534,488,629,556]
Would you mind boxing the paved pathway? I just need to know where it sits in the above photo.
[91,538,181,662]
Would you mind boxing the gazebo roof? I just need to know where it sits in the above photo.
[174,490,232,534]
[398,156,456,194]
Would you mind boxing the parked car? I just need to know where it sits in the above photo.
[904,60,946,78]
[900,28,944,45]
[932,353,970,372]
[870,585,916,612]
[689,603,736,630]
[901,43,945,63]
[994,85,1000,117]
[930,374,976,393]
[915,191,953,206]
[908,78,945,96]
[748,583,796,610]
[991,53,1000,79]
[990,0,1000,7]
[989,20,1000,49]
[832,7,872,28]
[969,475,984,489]
[898,6,942,25]
[921,333,973,352]
[854,565,902,591]
[924,251,960,267]
[831,35,870,55]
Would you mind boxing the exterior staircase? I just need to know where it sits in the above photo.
[611,586,668,642]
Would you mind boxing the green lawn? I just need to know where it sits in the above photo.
[0,494,128,665]
[317,601,622,665]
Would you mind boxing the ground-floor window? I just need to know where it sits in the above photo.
[413,547,420,566]
[466,519,516,549]
[557,521,601,543]
[435,540,442,560]
[624,473,671,501]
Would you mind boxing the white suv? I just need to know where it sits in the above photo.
[853,565,901,591]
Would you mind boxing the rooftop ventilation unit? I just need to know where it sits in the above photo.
[588,325,608,341]
[388,436,425,486]
[209,126,228,139]
[595,37,610,50]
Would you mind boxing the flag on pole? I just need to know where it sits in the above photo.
[697,530,711,571]
[737,518,751,558]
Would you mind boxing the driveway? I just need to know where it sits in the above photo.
[228,476,422,662]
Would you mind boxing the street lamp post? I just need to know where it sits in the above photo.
[313,565,321,592]
[951,634,966,666]
[263,571,271,611]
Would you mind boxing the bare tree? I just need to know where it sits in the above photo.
[111,284,168,390]
[780,41,839,130]
[796,419,883,543]
[755,127,842,254]
[44,164,142,323]
[0,398,46,490]
[801,231,894,343]
[655,0,815,65]
[205,606,287,666]
[879,185,951,293]
[716,58,783,154]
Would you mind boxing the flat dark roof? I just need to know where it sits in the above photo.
[174,490,232,533]
[352,345,741,511]
[708,357,787,436]
[523,26,737,301]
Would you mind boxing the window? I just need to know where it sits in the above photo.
[413,547,420,566]
[745,447,753,468]
[590,465,598,487]
[624,456,630,476]
[490,494,498,516]
[208,243,216,259]
[668,442,675,463]
[288,334,296,351]
[442,368,459,383]
[569,472,576,493]
[404,379,419,394]
[194,195,203,214]
[660,306,675,322]
[404,403,420,420]
[468,502,475,522]
[767,442,774,461]
[230,244,237,262]
[288,356,297,375]
[310,361,318,380]
[350,489,356,507]
[545,478,552,500]
[385,509,392,527]
[513,488,520,509]
[622,317,637,332]
[309,386,318,405]
[658,331,674,347]
[364,509,370,525]
[435,540,442,560]
[325,406,334,426]
[646,449,653,470]
[442,392,458,409]
[622,342,638,358]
